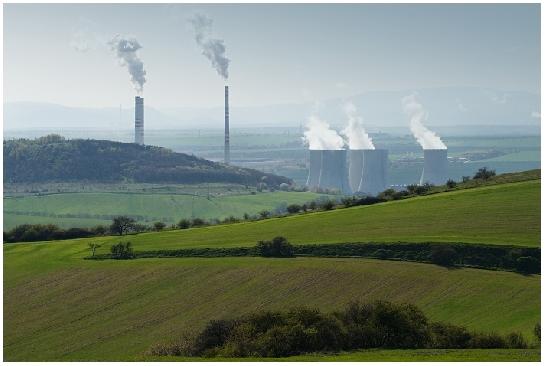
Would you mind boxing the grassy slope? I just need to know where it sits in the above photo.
[3,191,326,229]
[4,253,540,361]
[36,179,538,254]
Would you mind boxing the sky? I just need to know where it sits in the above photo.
[3,3,541,109]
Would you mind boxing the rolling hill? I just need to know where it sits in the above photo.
[3,173,541,361]
[3,135,291,186]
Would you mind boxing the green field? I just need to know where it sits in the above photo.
[146,349,540,362]
[43,179,538,254]
[4,191,327,230]
[4,254,540,361]
[4,176,541,361]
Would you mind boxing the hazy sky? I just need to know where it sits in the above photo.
[4,3,540,109]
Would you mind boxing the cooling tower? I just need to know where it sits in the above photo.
[134,96,144,145]
[357,149,388,196]
[348,150,364,193]
[224,85,230,164]
[306,150,322,189]
[420,149,448,185]
[318,150,351,194]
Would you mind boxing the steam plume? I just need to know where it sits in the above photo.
[341,102,374,149]
[189,14,230,80]
[302,116,345,150]
[402,93,446,150]
[109,35,147,94]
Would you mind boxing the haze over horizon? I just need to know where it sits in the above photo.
[4,3,540,111]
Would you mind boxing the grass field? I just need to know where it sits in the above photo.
[35,179,538,254]
[3,191,327,230]
[4,176,541,361]
[4,254,540,361]
[145,349,541,362]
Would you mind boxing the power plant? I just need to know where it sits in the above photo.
[348,150,364,193]
[224,85,230,164]
[306,150,322,188]
[358,149,388,196]
[420,149,448,185]
[134,96,144,145]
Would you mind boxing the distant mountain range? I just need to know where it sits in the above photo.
[4,87,540,131]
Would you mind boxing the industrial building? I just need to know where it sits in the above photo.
[420,149,448,185]
[134,96,144,145]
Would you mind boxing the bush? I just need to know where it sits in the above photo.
[258,210,271,219]
[515,256,540,274]
[321,200,335,210]
[255,236,294,258]
[469,332,507,349]
[430,322,472,348]
[534,323,541,341]
[153,222,166,231]
[473,167,496,180]
[446,179,457,189]
[191,218,206,227]
[110,241,135,259]
[430,246,457,267]
[506,332,528,349]
[286,204,301,214]
[110,216,136,235]
[177,219,191,229]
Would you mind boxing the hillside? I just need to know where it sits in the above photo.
[4,174,541,361]
[3,191,328,229]
[3,135,291,186]
[48,178,538,253]
[4,253,540,361]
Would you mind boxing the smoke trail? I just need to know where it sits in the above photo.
[402,93,446,150]
[109,35,147,94]
[189,13,230,80]
[302,116,345,150]
[341,102,374,149]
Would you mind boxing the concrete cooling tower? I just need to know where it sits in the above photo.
[348,150,364,193]
[318,150,351,194]
[357,149,388,196]
[306,150,322,189]
[420,149,448,185]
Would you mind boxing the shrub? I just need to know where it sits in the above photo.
[473,167,496,180]
[321,200,335,210]
[505,332,528,349]
[110,241,135,259]
[534,323,541,341]
[462,176,471,182]
[191,218,206,227]
[255,236,294,258]
[110,216,136,235]
[258,210,271,219]
[430,246,457,267]
[446,179,457,189]
[469,332,507,349]
[515,256,540,274]
[177,219,191,229]
[153,222,166,231]
[286,204,301,214]
[430,322,472,348]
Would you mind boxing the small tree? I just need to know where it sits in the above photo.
[473,167,496,180]
[462,176,471,183]
[153,222,166,231]
[286,204,301,214]
[255,236,294,258]
[110,241,134,259]
[321,200,335,211]
[191,218,206,227]
[259,210,271,219]
[88,242,101,257]
[178,219,191,229]
[110,216,136,236]
[446,179,457,189]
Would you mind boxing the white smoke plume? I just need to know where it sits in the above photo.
[302,116,345,150]
[402,93,447,150]
[341,102,374,149]
[109,36,147,94]
[189,13,230,80]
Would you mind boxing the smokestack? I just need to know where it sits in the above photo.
[420,149,448,185]
[134,96,144,145]
[306,150,322,189]
[318,150,351,194]
[358,149,388,196]
[224,85,230,164]
[348,150,364,192]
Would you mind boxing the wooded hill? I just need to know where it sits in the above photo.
[3,135,291,186]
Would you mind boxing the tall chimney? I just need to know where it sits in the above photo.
[134,96,144,145]
[224,85,230,164]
